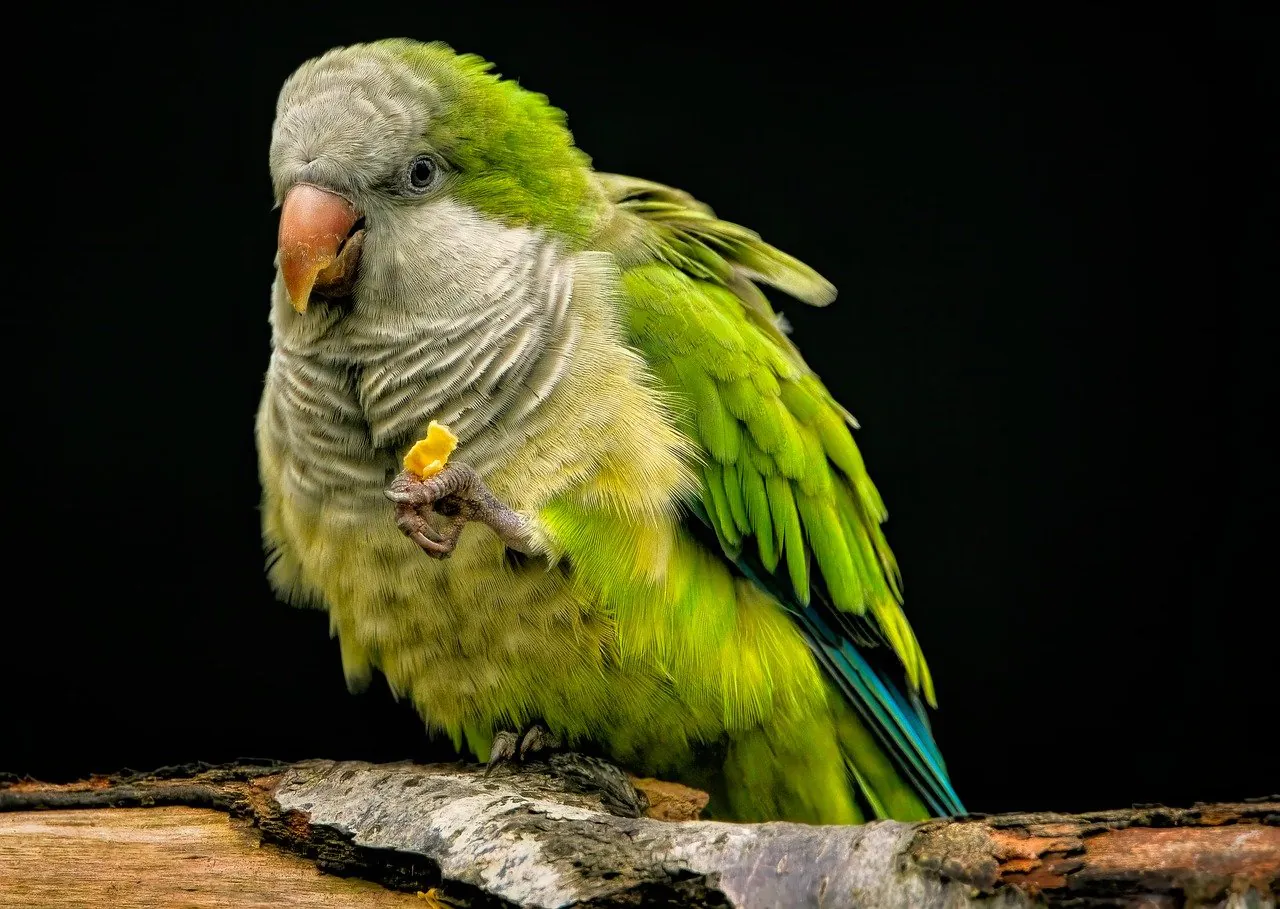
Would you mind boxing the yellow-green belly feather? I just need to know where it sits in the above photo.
[257,253,924,824]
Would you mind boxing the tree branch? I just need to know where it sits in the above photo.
[2,758,1275,908]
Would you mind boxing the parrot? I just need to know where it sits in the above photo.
[257,37,963,824]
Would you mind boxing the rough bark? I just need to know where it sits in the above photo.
[1,758,1275,908]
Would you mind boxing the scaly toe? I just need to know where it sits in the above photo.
[518,724,563,761]
[485,730,519,776]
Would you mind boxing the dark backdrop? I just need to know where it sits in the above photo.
[9,7,1276,814]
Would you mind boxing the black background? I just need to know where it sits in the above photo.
[8,7,1276,814]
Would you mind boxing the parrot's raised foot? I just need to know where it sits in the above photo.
[385,463,536,559]
[484,723,564,776]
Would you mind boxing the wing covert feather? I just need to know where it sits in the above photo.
[597,173,934,704]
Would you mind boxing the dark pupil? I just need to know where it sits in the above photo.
[412,158,434,186]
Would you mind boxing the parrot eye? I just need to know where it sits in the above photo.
[408,155,439,192]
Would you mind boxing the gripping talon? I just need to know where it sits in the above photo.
[394,503,440,540]
[486,730,519,776]
[484,724,562,775]
[413,532,451,556]
[518,724,562,761]
[395,501,457,557]
[386,464,535,557]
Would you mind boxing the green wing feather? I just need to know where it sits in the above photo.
[596,172,935,704]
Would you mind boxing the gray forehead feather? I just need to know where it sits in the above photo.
[270,45,437,199]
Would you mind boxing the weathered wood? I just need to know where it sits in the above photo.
[1,759,1276,908]
[0,807,424,908]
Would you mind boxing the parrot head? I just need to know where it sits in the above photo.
[269,39,598,313]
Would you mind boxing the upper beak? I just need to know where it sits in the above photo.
[277,184,362,313]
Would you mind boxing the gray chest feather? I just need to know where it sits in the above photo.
[262,238,576,508]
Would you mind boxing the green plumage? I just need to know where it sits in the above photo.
[594,174,957,812]
[263,39,961,826]
[389,40,599,238]
[607,182,935,697]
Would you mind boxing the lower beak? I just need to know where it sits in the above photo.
[277,184,363,313]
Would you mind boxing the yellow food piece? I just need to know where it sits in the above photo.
[403,421,458,478]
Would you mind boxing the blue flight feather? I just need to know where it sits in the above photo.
[686,498,965,818]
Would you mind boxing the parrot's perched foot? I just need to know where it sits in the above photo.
[484,723,564,776]
[516,724,563,760]
[385,464,536,559]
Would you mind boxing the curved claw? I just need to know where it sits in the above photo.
[424,514,467,560]
[385,476,435,507]
[394,503,454,558]
[386,462,532,558]
[518,724,562,761]
[485,730,519,776]
[484,724,562,776]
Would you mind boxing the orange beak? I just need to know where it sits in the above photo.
[277,184,362,313]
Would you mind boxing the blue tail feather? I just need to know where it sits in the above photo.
[687,499,964,818]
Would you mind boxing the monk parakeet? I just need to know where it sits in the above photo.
[257,38,962,824]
